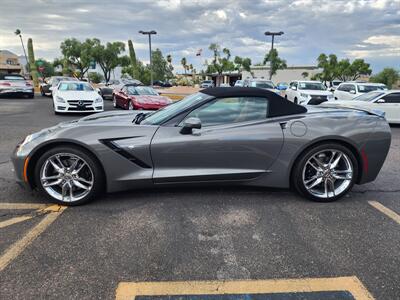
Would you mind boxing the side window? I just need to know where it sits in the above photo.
[183,97,269,127]
[382,93,400,103]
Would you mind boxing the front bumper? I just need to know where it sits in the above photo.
[11,145,31,189]
[55,100,104,113]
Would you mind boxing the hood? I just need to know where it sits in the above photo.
[57,90,99,100]
[298,90,332,96]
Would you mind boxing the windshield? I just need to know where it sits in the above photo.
[251,81,274,89]
[357,85,387,93]
[353,91,385,101]
[4,75,24,80]
[58,82,94,91]
[127,86,158,95]
[141,92,210,125]
[298,82,326,90]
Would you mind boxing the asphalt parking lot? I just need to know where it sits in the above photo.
[0,95,399,299]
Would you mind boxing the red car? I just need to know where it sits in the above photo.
[113,84,172,110]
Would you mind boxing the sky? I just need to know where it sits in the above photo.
[0,0,399,74]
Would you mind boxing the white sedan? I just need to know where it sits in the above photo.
[285,81,334,105]
[52,81,104,114]
[327,90,400,124]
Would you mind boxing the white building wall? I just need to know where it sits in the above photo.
[242,65,322,84]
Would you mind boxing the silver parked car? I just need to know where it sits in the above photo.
[200,80,214,88]
[0,73,34,98]
[12,87,391,205]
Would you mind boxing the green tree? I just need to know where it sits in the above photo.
[92,40,126,83]
[127,39,136,67]
[206,43,235,85]
[301,71,309,79]
[181,57,187,74]
[88,72,104,83]
[263,48,287,80]
[60,38,97,79]
[151,48,173,81]
[316,53,372,83]
[27,38,38,87]
[35,59,54,78]
[233,56,252,72]
[122,60,152,85]
[316,53,338,85]
[166,54,174,79]
[370,68,399,88]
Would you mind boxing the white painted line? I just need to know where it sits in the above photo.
[0,205,66,272]
[368,201,400,225]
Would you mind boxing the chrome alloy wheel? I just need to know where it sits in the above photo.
[302,149,353,199]
[40,153,94,203]
[128,102,134,110]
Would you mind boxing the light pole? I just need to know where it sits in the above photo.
[264,31,284,79]
[139,30,157,86]
[14,29,29,73]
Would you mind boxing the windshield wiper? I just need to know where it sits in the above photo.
[132,112,148,124]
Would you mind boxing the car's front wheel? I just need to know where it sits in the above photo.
[34,146,103,206]
[292,143,358,202]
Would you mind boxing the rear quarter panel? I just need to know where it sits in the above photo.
[263,110,390,188]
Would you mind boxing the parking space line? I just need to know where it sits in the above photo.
[368,201,400,225]
[0,203,48,210]
[0,215,33,229]
[115,276,374,300]
[0,204,66,272]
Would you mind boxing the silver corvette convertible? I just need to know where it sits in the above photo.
[12,87,391,205]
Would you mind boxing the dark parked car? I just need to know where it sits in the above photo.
[0,73,34,98]
[12,87,391,205]
[153,80,173,87]
[40,76,77,96]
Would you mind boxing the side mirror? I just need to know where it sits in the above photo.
[376,99,385,103]
[180,117,202,134]
[291,86,297,90]
[349,90,356,94]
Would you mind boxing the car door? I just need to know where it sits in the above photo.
[150,96,284,183]
[372,92,400,123]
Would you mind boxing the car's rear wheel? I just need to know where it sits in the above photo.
[294,97,298,104]
[34,146,103,206]
[292,143,358,202]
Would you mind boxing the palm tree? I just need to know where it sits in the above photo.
[14,29,29,72]
[181,57,187,75]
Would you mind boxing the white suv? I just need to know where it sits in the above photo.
[284,80,334,105]
[333,82,387,100]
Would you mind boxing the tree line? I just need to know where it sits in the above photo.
[29,38,398,88]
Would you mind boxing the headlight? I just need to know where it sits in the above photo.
[300,93,309,99]
[56,96,65,103]
[95,97,103,103]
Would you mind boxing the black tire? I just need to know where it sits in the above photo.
[34,146,104,206]
[40,88,45,96]
[113,95,118,108]
[292,143,358,202]
[294,97,298,104]
[284,95,288,99]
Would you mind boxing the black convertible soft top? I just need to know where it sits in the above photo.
[201,87,307,117]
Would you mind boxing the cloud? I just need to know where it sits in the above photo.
[0,0,398,72]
